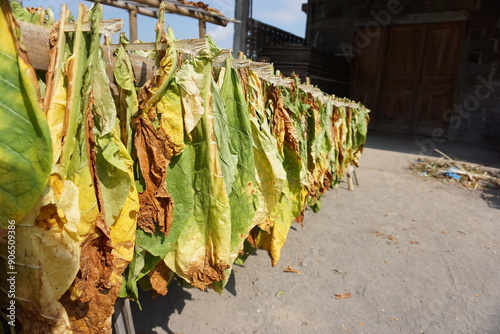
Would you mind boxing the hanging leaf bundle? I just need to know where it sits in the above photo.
[0,2,369,333]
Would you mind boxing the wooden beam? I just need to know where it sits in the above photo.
[133,0,228,26]
[96,0,158,18]
[87,0,228,26]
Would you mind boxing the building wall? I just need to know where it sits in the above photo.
[304,0,500,144]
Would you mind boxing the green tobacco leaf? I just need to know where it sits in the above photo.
[163,54,231,292]
[89,12,131,227]
[113,40,138,152]
[10,1,33,22]
[60,3,88,176]
[86,5,116,137]
[0,3,52,225]
[219,62,258,262]
[212,77,238,196]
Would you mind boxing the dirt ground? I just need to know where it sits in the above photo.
[130,132,500,334]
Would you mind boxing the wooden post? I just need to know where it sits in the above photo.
[198,19,206,38]
[233,0,250,56]
[129,8,138,42]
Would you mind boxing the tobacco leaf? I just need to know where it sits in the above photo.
[177,60,206,137]
[58,5,137,333]
[0,1,52,225]
[10,174,80,333]
[113,35,138,152]
[210,62,260,291]
[157,80,185,155]
[148,260,171,296]
[60,236,119,334]
[134,25,178,237]
[44,7,71,165]
[163,47,232,291]
[254,85,308,265]
[135,116,174,236]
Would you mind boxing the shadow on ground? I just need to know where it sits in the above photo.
[130,270,243,333]
[482,188,500,210]
[130,278,192,334]
[365,130,500,168]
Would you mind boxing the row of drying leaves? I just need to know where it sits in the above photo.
[0,2,369,334]
[1,3,137,333]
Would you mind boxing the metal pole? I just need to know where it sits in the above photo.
[233,0,250,56]
[129,8,138,42]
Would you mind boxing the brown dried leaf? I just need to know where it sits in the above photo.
[148,260,171,296]
[267,86,300,155]
[283,266,301,274]
[60,237,120,334]
[187,258,229,291]
[335,292,352,299]
[135,116,174,236]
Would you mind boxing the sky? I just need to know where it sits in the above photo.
[22,0,307,50]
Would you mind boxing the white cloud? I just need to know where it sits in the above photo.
[209,0,236,17]
[207,24,234,49]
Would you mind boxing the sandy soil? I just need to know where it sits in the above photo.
[130,134,500,334]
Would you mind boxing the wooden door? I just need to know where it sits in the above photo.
[350,26,386,127]
[377,24,425,133]
[413,22,465,135]
[350,21,465,136]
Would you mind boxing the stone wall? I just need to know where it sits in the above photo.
[454,1,500,143]
[304,0,500,144]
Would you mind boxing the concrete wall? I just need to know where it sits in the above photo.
[304,0,500,145]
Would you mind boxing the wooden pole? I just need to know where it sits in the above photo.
[198,19,206,38]
[129,8,138,42]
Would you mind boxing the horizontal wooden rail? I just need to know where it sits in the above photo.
[18,20,154,87]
